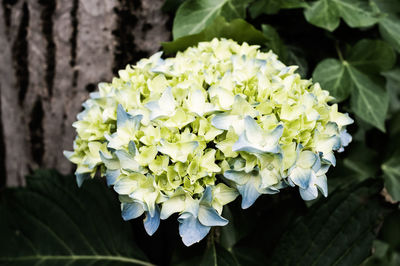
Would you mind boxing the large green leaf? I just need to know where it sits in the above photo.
[312,58,352,102]
[0,170,153,266]
[347,39,396,74]
[347,64,388,132]
[200,240,238,266]
[312,39,390,131]
[304,0,339,31]
[383,68,400,112]
[379,15,400,53]
[304,0,379,31]
[163,17,268,54]
[249,0,307,18]
[172,0,249,39]
[269,179,387,265]
[382,155,400,201]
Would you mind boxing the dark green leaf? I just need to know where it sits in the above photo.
[383,68,400,113]
[362,240,400,266]
[0,170,152,266]
[304,0,339,31]
[312,58,352,102]
[379,15,400,53]
[347,39,396,74]
[304,0,379,31]
[343,141,380,179]
[269,179,387,266]
[172,0,249,39]
[249,0,307,17]
[261,24,288,60]
[382,155,400,201]
[200,240,238,266]
[163,17,268,54]
[348,64,389,132]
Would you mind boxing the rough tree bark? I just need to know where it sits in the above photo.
[0,0,170,187]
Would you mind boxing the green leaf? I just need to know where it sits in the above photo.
[304,0,379,32]
[343,141,380,180]
[261,24,288,60]
[200,240,238,266]
[172,0,249,39]
[0,170,153,266]
[362,240,400,266]
[333,0,380,28]
[269,179,387,265]
[347,39,396,74]
[312,58,352,101]
[304,0,339,31]
[382,155,400,201]
[163,17,268,54]
[379,15,400,53]
[348,64,389,132]
[249,0,307,17]
[383,68,400,113]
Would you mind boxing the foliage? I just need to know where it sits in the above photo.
[1,0,400,265]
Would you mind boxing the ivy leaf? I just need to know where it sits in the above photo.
[163,17,268,54]
[200,240,238,266]
[269,179,387,265]
[313,39,390,131]
[261,24,288,60]
[347,39,396,74]
[249,0,307,18]
[383,68,400,112]
[343,141,380,180]
[172,0,250,39]
[312,58,352,102]
[304,0,340,31]
[304,0,380,32]
[379,15,400,53]
[347,64,388,132]
[0,170,153,266]
[382,155,400,202]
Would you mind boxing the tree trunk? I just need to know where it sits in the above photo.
[0,0,170,187]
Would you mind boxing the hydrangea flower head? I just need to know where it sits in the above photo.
[65,38,353,246]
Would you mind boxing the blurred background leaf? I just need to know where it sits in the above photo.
[0,170,152,266]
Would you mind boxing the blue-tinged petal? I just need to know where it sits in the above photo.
[128,141,137,156]
[106,169,120,186]
[178,214,211,246]
[243,116,264,144]
[223,170,250,185]
[121,202,144,221]
[232,132,259,153]
[113,176,138,195]
[238,177,261,209]
[299,185,318,201]
[200,186,212,205]
[76,173,90,187]
[145,87,176,120]
[160,196,185,220]
[211,114,242,132]
[99,151,120,170]
[198,206,228,226]
[315,174,328,197]
[322,152,336,166]
[117,104,142,129]
[338,129,352,152]
[115,150,141,171]
[289,167,312,189]
[143,207,160,236]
